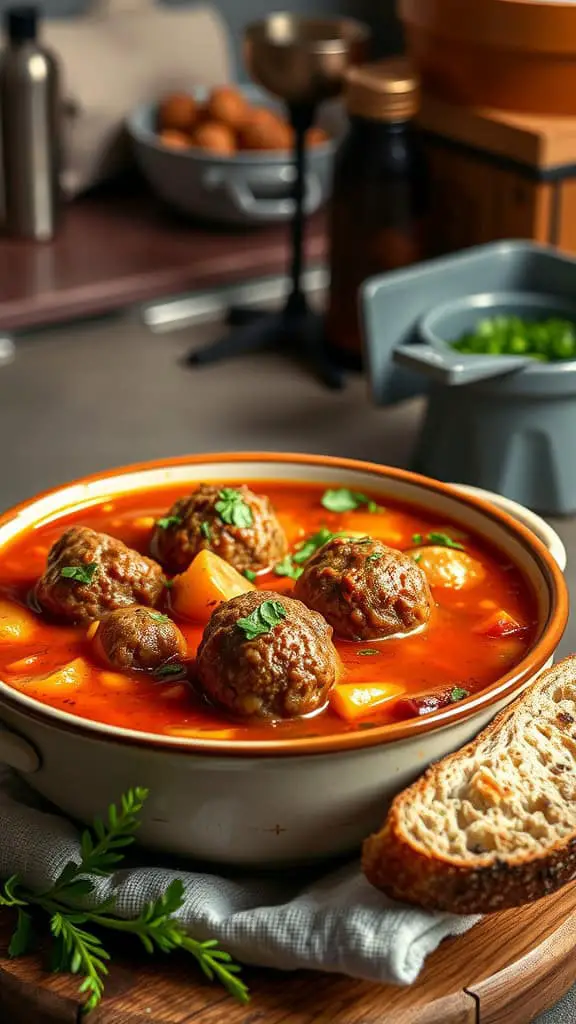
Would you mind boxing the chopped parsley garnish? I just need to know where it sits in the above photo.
[428,532,465,550]
[366,552,382,562]
[215,488,253,529]
[292,527,334,564]
[244,569,257,582]
[148,612,170,624]
[236,599,286,640]
[413,553,422,563]
[60,563,98,585]
[200,521,212,541]
[155,663,185,678]
[156,515,182,530]
[450,686,469,702]
[411,531,465,551]
[164,579,174,589]
[358,649,380,656]
[321,488,382,514]
[274,555,303,580]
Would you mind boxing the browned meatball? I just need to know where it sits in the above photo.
[93,606,187,673]
[294,537,432,642]
[196,590,338,720]
[35,526,165,624]
[151,484,287,575]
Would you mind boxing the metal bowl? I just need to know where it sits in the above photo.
[127,84,341,226]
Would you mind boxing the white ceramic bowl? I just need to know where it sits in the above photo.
[0,454,568,867]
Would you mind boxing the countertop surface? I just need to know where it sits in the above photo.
[0,312,574,1023]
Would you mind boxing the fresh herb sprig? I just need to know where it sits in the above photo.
[215,489,253,529]
[412,531,465,551]
[156,515,182,530]
[60,563,99,585]
[321,488,382,514]
[236,599,286,640]
[0,788,249,1013]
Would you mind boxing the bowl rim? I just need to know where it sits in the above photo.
[0,452,568,758]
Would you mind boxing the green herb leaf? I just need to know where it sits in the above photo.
[215,489,253,529]
[274,555,303,580]
[243,569,256,582]
[450,686,469,702]
[412,533,423,545]
[366,552,382,563]
[8,908,33,957]
[0,786,248,1013]
[236,599,286,640]
[321,488,382,514]
[164,579,174,589]
[427,532,465,551]
[292,527,335,564]
[154,664,185,678]
[60,563,99,585]
[413,553,422,563]
[148,612,170,624]
[357,649,380,656]
[200,521,212,541]
[156,516,182,530]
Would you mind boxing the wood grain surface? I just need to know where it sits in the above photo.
[1,882,575,1024]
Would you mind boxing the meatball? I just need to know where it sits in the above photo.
[35,526,165,624]
[196,590,338,720]
[294,536,432,642]
[151,484,287,575]
[93,606,187,672]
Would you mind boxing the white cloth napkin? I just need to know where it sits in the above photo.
[0,765,480,985]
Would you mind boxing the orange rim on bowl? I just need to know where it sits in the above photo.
[0,453,568,757]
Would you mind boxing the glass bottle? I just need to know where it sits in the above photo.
[325,58,428,367]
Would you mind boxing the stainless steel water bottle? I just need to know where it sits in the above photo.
[0,5,61,240]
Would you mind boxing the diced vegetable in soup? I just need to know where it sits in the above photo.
[0,481,537,741]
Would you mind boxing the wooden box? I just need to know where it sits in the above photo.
[418,97,576,256]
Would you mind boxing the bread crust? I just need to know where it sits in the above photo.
[362,657,576,913]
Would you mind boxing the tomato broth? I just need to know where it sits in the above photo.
[0,481,537,740]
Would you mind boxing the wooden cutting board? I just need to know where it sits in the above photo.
[0,881,575,1023]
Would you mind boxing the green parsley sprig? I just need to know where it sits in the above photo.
[412,531,465,551]
[60,563,99,585]
[215,489,253,529]
[321,488,382,514]
[236,599,286,640]
[0,788,249,1014]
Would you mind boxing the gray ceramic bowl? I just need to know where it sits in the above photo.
[420,290,576,349]
[127,84,340,226]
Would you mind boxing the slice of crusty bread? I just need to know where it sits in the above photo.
[362,656,576,914]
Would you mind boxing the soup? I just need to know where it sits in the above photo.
[0,480,536,741]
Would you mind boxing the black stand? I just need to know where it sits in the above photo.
[184,104,343,390]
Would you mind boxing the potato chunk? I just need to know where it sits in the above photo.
[410,546,486,590]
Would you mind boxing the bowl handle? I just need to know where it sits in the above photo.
[394,343,532,385]
[0,724,40,773]
[203,168,322,219]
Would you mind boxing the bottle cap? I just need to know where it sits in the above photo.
[344,58,420,122]
[5,6,39,43]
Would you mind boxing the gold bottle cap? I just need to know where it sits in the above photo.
[344,58,420,122]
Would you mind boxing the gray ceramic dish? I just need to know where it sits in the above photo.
[361,241,576,513]
[395,289,576,386]
[127,84,340,226]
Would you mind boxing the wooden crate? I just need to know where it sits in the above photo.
[418,97,576,255]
